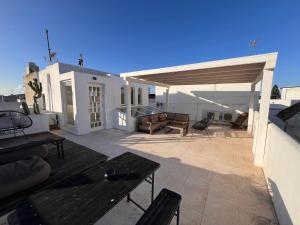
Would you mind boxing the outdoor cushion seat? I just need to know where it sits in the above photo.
[158,113,167,122]
[0,156,51,199]
[150,114,159,123]
[138,112,189,135]
[171,121,189,126]
[140,116,151,125]
[0,145,48,165]
[158,120,168,127]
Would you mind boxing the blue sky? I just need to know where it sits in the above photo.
[0,0,300,95]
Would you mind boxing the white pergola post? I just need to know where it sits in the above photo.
[253,69,273,166]
[165,88,170,111]
[247,83,256,133]
[125,80,132,133]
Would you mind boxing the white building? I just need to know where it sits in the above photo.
[281,86,300,100]
[35,63,148,135]
[156,83,260,122]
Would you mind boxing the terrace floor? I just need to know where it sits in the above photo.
[53,125,278,225]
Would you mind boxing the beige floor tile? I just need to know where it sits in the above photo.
[52,127,277,225]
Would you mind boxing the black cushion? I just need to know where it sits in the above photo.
[0,156,51,199]
[0,145,48,165]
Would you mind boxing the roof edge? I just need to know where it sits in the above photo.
[121,52,278,77]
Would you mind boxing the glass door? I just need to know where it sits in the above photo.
[62,81,74,125]
[88,85,103,129]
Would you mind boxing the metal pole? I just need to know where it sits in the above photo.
[46,29,52,62]
[176,206,180,225]
[151,172,155,202]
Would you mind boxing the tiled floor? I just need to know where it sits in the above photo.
[53,125,278,225]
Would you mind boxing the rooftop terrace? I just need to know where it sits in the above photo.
[53,126,277,225]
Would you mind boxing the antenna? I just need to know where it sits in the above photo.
[249,38,260,55]
[45,29,57,64]
[46,29,52,62]
[78,53,84,67]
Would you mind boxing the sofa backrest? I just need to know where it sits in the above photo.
[166,112,176,120]
[138,115,151,125]
[150,114,159,123]
[174,113,189,122]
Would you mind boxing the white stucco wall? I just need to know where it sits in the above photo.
[281,87,300,100]
[38,63,148,135]
[0,113,49,139]
[263,122,300,225]
[0,102,21,111]
[156,83,260,121]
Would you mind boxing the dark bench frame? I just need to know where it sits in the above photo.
[127,171,155,211]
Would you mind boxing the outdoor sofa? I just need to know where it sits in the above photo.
[137,112,189,136]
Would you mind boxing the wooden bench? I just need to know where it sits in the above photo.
[136,188,181,225]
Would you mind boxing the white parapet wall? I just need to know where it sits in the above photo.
[263,122,300,225]
[0,113,49,139]
[25,113,50,134]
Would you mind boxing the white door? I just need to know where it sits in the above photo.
[62,80,74,126]
[88,85,104,130]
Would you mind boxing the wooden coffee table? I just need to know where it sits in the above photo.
[165,124,188,136]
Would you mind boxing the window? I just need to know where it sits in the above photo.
[131,87,135,105]
[42,94,46,110]
[62,81,74,125]
[121,86,125,105]
[138,88,142,105]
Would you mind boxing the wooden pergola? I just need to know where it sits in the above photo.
[121,52,278,166]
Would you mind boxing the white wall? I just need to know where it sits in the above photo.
[25,114,49,134]
[39,63,148,135]
[263,122,300,225]
[0,114,49,139]
[156,83,260,121]
[39,65,76,134]
[0,102,21,111]
[281,87,300,100]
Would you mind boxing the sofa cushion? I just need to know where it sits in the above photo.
[0,145,49,165]
[0,156,51,199]
[139,123,160,131]
[151,123,161,130]
[158,121,168,127]
[139,124,150,131]
[174,114,189,122]
[150,114,159,123]
[158,113,167,122]
[166,112,176,120]
[140,116,150,125]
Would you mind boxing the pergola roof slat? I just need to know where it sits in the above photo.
[121,52,277,86]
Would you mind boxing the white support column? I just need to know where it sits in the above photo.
[253,69,273,166]
[125,80,132,133]
[247,83,255,133]
[165,88,170,112]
